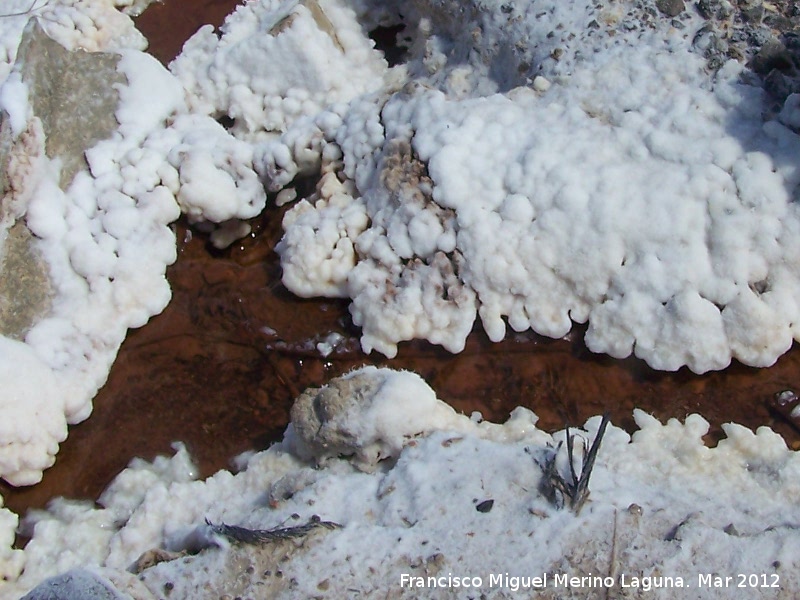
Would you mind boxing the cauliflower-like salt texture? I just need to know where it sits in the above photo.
[0,337,67,486]
[278,179,369,298]
[0,495,24,583]
[169,0,387,143]
[275,0,800,372]
[167,114,267,222]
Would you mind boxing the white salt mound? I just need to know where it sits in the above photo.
[265,0,800,373]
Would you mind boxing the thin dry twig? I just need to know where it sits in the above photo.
[0,0,46,18]
[534,412,611,514]
[205,514,341,545]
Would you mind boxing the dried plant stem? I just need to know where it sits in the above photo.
[535,412,611,514]
[0,0,47,18]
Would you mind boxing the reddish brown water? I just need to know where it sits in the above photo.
[3,0,800,518]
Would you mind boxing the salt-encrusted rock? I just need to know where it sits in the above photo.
[12,20,125,187]
[0,20,123,340]
[20,569,127,600]
[0,23,183,485]
[289,366,471,470]
[0,21,131,485]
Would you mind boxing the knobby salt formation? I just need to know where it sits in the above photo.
[260,0,800,373]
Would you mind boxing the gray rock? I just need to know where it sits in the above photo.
[20,569,127,600]
[290,369,385,468]
[0,20,124,339]
[749,39,794,75]
[0,221,52,340]
[655,0,685,18]
[695,0,718,20]
[12,19,124,188]
[739,0,764,24]
[288,367,462,472]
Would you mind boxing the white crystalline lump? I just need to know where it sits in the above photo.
[166,114,267,223]
[170,0,388,142]
[6,367,800,598]
[0,0,147,84]
[0,338,66,487]
[275,0,800,372]
[0,494,24,583]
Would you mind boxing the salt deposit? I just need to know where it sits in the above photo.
[267,0,800,373]
[0,0,799,596]
[7,367,800,598]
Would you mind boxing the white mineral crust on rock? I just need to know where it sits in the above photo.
[0,0,147,83]
[170,0,389,142]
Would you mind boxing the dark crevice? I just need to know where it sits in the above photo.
[216,115,235,130]
[368,23,409,67]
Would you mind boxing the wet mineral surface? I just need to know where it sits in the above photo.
[3,0,800,517]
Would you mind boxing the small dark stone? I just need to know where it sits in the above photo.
[749,40,794,75]
[695,0,717,20]
[476,499,494,513]
[622,19,639,31]
[740,1,764,24]
[764,70,800,104]
[723,523,740,536]
[764,13,793,31]
[784,32,800,51]
[656,0,685,18]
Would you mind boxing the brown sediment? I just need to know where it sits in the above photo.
[134,0,245,66]
[4,0,800,519]
[4,200,800,517]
